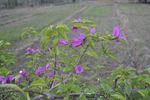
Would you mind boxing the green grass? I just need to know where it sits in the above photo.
[120,4,149,12]
[0,4,83,41]
[83,7,111,15]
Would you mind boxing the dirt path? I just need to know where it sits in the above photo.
[0,15,34,26]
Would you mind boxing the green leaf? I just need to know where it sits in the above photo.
[56,24,70,31]
[83,66,90,70]
[52,38,58,46]
[138,89,150,98]
[0,84,24,93]
[31,79,47,87]
[63,66,73,72]
[78,94,87,100]
[83,19,94,24]
[144,67,150,73]
[80,25,89,31]
[111,92,126,100]
[86,51,98,58]
[0,67,11,75]
[20,92,30,100]
[124,84,132,96]
[63,96,69,100]
[100,44,108,56]
[89,39,96,50]
[107,52,117,59]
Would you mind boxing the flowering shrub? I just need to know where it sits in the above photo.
[0,19,150,100]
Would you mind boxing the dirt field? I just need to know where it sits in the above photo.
[2,0,149,76]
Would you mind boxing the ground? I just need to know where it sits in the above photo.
[0,0,150,76]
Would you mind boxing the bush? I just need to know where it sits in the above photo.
[0,19,150,100]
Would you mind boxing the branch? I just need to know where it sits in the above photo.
[75,44,89,65]
[52,92,104,99]
[49,44,90,92]
[32,92,104,100]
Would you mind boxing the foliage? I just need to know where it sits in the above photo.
[0,40,16,69]
[0,19,150,100]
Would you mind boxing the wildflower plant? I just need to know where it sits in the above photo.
[0,19,150,100]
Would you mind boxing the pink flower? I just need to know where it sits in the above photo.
[35,49,41,53]
[35,67,46,76]
[19,71,28,78]
[90,27,96,34]
[78,32,86,40]
[26,48,35,53]
[74,18,82,22]
[113,26,121,38]
[45,64,50,69]
[71,37,83,47]
[72,27,79,31]
[47,72,54,78]
[59,38,69,45]
[75,65,84,74]
[112,26,126,41]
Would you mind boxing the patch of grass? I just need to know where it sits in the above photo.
[120,4,149,12]
[83,7,111,15]
[0,5,82,41]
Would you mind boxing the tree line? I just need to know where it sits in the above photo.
[0,0,79,8]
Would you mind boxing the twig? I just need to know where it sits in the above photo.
[75,44,89,66]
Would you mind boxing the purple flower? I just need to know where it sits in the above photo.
[59,38,69,45]
[119,36,126,40]
[52,80,58,84]
[78,32,86,40]
[35,49,41,53]
[112,26,126,41]
[75,65,84,74]
[113,26,121,38]
[6,75,15,83]
[0,76,5,81]
[90,27,96,34]
[45,64,50,69]
[74,18,82,22]
[19,71,28,78]
[38,86,43,89]
[26,48,35,53]
[17,78,23,83]
[72,27,79,31]
[50,80,58,85]
[47,72,54,78]
[0,76,5,84]
[0,75,15,84]
[35,66,46,76]
[71,37,83,47]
